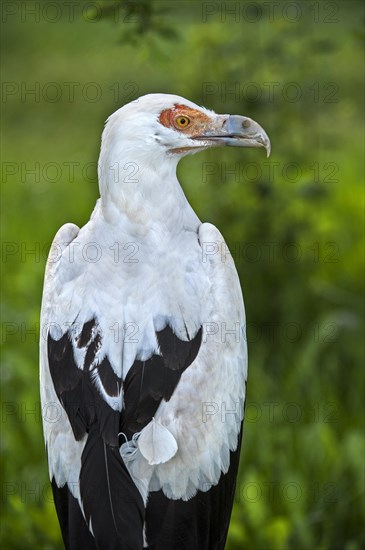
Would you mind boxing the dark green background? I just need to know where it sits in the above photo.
[1,1,364,548]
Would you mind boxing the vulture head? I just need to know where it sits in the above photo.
[100,93,270,156]
[98,94,270,217]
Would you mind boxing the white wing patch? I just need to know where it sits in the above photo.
[121,223,247,501]
[40,223,86,505]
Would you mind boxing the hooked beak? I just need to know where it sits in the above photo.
[192,114,271,157]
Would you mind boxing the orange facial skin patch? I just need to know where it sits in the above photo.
[159,104,214,136]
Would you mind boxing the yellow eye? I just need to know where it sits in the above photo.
[175,116,191,128]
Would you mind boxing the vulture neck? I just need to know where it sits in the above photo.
[98,147,199,235]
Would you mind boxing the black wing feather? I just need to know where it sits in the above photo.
[121,326,202,438]
[157,325,202,370]
[51,480,97,550]
[79,422,144,550]
[145,429,243,550]
[48,322,122,445]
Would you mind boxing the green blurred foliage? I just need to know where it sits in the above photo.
[1,0,364,548]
